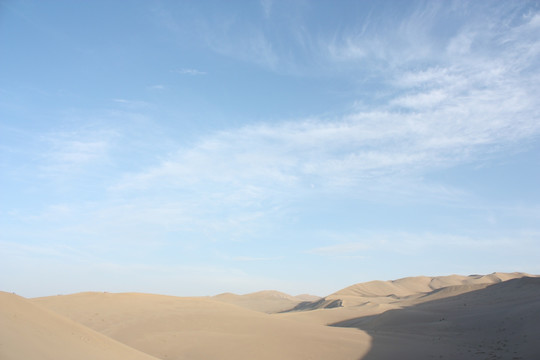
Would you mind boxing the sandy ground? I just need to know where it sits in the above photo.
[31,292,370,360]
[0,292,159,360]
[2,272,538,359]
[212,290,319,313]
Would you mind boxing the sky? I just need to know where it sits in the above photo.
[1,0,540,298]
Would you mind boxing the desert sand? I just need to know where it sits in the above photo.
[212,290,321,313]
[0,292,159,360]
[2,272,539,359]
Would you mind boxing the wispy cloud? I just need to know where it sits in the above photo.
[112,98,149,107]
[205,28,279,70]
[307,231,533,257]
[260,0,273,18]
[105,5,540,246]
[40,131,113,177]
[147,7,536,185]
[172,68,207,75]
[115,56,540,193]
[232,255,283,262]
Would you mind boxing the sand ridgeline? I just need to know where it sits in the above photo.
[0,292,159,360]
[2,272,539,359]
[31,292,371,360]
[212,290,321,313]
[333,276,540,359]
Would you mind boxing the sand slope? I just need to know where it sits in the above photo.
[11,272,538,360]
[213,290,319,313]
[331,272,529,301]
[333,277,540,359]
[0,291,159,360]
[288,272,531,312]
[278,272,535,328]
[33,292,370,360]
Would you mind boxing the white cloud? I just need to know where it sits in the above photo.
[260,0,273,18]
[391,89,448,109]
[327,37,367,61]
[109,7,540,233]
[307,231,529,257]
[40,131,113,177]
[103,6,540,243]
[172,68,206,75]
[446,31,475,56]
[115,59,540,193]
[232,255,283,262]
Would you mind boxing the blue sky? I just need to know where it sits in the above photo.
[1,0,540,297]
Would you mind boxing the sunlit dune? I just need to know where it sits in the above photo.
[2,272,539,359]
[0,292,159,360]
[31,292,370,360]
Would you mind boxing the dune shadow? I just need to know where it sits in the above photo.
[329,277,540,360]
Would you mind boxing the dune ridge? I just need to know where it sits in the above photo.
[333,277,540,359]
[0,291,159,360]
[288,272,533,311]
[32,291,370,360]
[3,272,538,360]
[213,289,320,313]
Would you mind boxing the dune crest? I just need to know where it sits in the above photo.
[4,272,538,360]
[289,271,533,310]
[32,292,371,360]
[0,291,158,360]
[213,289,320,313]
[332,277,540,359]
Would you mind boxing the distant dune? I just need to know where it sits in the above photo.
[32,292,370,360]
[213,290,321,313]
[2,272,538,359]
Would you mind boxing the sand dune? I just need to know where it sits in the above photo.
[212,290,319,313]
[0,291,159,360]
[288,272,532,311]
[33,292,370,360]
[279,272,536,328]
[5,272,538,360]
[333,277,540,359]
[333,272,529,298]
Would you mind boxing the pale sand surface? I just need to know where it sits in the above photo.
[0,291,159,360]
[212,290,319,313]
[279,272,534,325]
[32,292,371,360]
[3,272,538,359]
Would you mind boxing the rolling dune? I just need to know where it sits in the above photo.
[212,290,319,313]
[0,292,159,360]
[334,277,540,359]
[2,272,538,359]
[32,292,371,360]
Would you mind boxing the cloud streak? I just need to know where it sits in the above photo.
[172,68,207,75]
[116,3,540,200]
[306,231,524,257]
[39,130,114,178]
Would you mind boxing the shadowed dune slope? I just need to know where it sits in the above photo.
[10,272,538,360]
[333,277,540,360]
[332,272,529,299]
[33,292,370,360]
[290,272,532,310]
[279,272,535,327]
[0,291,159,360]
